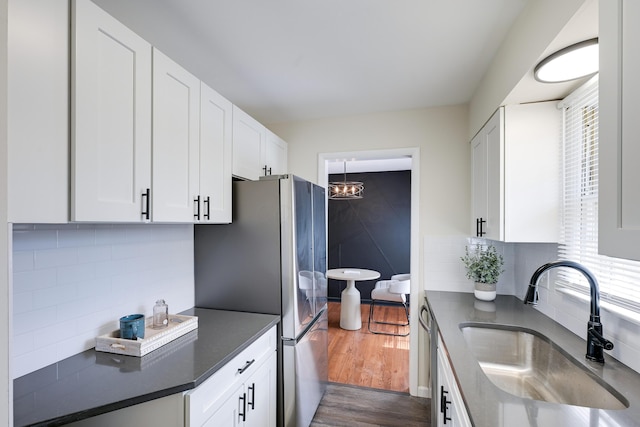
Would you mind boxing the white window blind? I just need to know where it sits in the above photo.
[558,75,640,313]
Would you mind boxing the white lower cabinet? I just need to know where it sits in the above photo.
[437,334,471,427]
[202,351,276,427]
[186,325,277,427]
[67,326,277,427]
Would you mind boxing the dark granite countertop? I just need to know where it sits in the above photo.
[426,291,640,427]
[13,308,280,427]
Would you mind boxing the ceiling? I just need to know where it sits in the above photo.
[93,0,529,125]
[93,0,597,173]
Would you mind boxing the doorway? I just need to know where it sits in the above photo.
[318,148,420,396]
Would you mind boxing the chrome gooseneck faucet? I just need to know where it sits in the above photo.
[524,260,614,363]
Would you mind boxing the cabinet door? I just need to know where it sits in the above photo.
[470,132,487,237]
[152,48,200,222]
[72,0,152,222]
[232,105,265,181]
[484,110,503,241]
[203,384,244,427]
[470,109,502,240]
[437,336,471,427]
[246,351,277,427]
[599,0,640,260]
[199,83,233,223]
[8,0,69,223]
[264,130,288,176]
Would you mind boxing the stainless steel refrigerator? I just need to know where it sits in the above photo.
[194,175,328,427]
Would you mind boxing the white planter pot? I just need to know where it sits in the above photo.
[474,282,497,301]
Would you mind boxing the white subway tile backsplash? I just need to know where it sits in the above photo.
[57,228,96,248]
[57,263,96,285]
[12,333,34,357]
[13,268,57,292]
[34,247,79,269]
[13,307,57,336]
[13,229,58,251]
[11,224,195,379]
[33,283,78,310]
[13,292,33,315]
[12,251,34,273]
[77,245,111,264]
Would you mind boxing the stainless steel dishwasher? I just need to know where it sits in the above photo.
[419,296,439,426]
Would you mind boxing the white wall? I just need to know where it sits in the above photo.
[270,104,470,395]
[1,0,10,423]
[468,0,586,138]
[270,105,470,235]
[11,224,195,378]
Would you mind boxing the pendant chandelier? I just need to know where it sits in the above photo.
[329,162,364,200]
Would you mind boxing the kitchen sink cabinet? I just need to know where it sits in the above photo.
[232,106,288,181]
[599,0,640,261]
[437,334,471,427]
[7,0,69,223]
[72,0,153,222]
[471,102,561,242]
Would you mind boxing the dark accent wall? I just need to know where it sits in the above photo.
[328,170,411,301]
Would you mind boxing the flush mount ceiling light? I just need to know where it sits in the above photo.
[534,38,599,83]
[328,161,364,201]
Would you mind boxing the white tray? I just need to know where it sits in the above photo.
[95,314,198,357]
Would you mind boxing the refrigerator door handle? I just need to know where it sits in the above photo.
[282,305,327,346]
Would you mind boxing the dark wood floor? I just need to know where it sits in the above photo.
[311,302,430,426]
[311,382,430,427]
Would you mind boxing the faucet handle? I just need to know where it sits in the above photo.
[588,326,614,350]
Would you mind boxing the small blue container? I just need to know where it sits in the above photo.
[119,314,145,340]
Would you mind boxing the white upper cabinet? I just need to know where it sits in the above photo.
[232,105,265,180]
[264,130,288,177]
[471,111,501,241]
[199,83,233,223]
[471,102,561,242]
[599,0,640,260]
[71,0,152,222]
[232,106,288,180]
[8,0,69,223]
[152,49,200,222]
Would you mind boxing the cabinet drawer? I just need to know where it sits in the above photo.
[186,325,277,426]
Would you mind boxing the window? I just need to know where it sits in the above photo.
[558,75,640,314]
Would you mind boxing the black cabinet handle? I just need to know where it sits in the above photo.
[263,165,272,176]
[440,386,452,424]
[141,188,151,220]
[204,196,210,220]
[237,359,255,374]
[194,195,201,220]
[476,217,486,237]
[248,383,256,410]
[239,393,247,422]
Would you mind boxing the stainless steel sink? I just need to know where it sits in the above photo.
[459,323,628,409]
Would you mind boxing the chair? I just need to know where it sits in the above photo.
[368,274,410,336]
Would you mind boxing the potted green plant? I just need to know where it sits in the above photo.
[461,244,504,301]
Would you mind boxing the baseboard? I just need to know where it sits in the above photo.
[416,385,431,398]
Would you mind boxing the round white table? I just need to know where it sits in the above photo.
[326,268,381,330]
